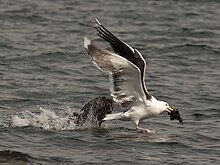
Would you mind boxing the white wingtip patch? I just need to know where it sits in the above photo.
[83,37,91,50]
[95,18,101,25]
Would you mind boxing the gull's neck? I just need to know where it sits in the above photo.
[148,96,165,115]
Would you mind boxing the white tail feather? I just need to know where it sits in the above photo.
[103,112,123,121]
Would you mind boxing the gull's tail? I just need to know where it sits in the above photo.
[103,112,123,121]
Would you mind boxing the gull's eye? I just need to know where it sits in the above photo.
[165,104,168,106]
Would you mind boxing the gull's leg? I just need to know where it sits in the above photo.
[135,120,153,133]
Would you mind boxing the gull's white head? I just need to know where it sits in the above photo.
[157,100,174,114]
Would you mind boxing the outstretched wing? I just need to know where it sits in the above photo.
[95,19,151,99]
[84,37,147,107]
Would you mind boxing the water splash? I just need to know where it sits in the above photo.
[10,107,78,130]
[0,97,114,131]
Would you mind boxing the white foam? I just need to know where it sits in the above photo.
[11,107,77,130]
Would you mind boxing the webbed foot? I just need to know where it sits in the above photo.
[136,126,154,133]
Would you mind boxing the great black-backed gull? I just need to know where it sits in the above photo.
[83,19,182,133]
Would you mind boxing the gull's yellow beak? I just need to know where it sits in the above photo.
[166,106,174,113]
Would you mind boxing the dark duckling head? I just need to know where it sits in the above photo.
[168,109,183,124]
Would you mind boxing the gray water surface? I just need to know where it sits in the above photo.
[0,0,220,164]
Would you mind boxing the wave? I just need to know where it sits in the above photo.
[172,43,220,51]
[0,150,35,164]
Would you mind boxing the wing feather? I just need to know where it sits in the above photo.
[84,37,147,107]
[95,19,151,99]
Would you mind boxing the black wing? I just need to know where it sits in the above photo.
[94,19,151,99]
